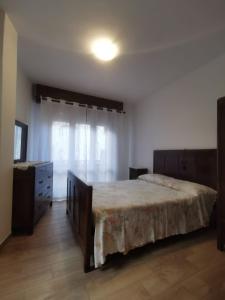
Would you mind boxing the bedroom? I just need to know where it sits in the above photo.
[0,0,225,299]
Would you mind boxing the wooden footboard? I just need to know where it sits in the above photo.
[67,171,94,272]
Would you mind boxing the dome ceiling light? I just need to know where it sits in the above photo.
[91,38,119,62]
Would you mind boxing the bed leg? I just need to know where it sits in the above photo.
[84,264,92,273]
[84,254,95,273]
[217,237,225,251]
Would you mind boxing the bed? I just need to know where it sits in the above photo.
[67,149,217,272]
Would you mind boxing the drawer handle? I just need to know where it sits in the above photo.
[47,195,51,199]
[38,192,43,197]
[48,175,51,179]
[47,186,51,189]
[39,180,43,184]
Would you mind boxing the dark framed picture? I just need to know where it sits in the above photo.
[14,120,28,163]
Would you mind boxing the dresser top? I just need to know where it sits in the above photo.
[13,161,51,170]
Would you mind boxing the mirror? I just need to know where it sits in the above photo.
[14,120,28,163]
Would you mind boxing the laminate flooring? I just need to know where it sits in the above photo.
[0,202,224,300]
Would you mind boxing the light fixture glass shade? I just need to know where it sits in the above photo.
[91,38,119,61]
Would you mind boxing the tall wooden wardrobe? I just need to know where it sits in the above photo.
[217,97,225,250]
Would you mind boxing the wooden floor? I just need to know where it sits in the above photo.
[0,202,225,300]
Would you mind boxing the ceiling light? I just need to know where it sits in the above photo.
[91,38,119,61]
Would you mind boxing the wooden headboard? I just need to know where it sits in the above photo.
[153,149,217,190]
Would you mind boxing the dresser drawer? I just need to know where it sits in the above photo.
[35,185,52,202]
[34,188,52,223]
[35,181,52,195]
[36,165,53,183]
[35,164,53,197]
[34,163,53,225]
[12,162,53,234]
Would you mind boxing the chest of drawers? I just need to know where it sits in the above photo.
[12,162,53,234]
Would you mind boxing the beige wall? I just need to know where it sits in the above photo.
[16,65,32,125]
[0,11,17,244]
[134,53,225,171]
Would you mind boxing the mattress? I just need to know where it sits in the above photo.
[92,174,216,267]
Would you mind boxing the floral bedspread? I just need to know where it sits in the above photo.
[92,177,216,267]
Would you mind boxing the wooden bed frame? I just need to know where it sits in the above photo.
[67,149,217,272]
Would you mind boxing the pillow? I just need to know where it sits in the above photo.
[168,180,217,197]
[138,173,178,187]
[138,173,217,196]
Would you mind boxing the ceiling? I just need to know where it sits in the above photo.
[1,0,225,102]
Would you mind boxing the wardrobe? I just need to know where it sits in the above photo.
[217,97,225,250]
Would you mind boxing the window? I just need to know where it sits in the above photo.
[74,124,106,162]
[96,126,106,161]
[30,100,126,200]
[51,121,113,198]
[51,121,69,161]
[75,124,91,161]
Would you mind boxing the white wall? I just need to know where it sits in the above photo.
[134,53,225,171]
[16,65,32,125]
[0,11,17,244]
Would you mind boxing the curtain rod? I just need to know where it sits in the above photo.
[34,84,124,111]
[41,97,126,114]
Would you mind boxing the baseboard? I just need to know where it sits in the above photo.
[0,233,11,249]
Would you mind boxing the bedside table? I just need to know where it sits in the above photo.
[129,168,148,180]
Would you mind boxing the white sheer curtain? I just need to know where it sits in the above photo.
[29,100,128,200]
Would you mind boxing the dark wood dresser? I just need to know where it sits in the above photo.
[218,97,225,250]
[12,162,53,234]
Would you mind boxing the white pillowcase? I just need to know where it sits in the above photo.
[138,174,177,187]
[138,173,217,196]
